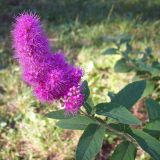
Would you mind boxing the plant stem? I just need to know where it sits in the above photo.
[80,108,138,146]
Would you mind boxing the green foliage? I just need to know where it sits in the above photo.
[83,97,94,115]
[96,102,141,125]
[103,33,160,100]
[76,124,105,160]
[111,141,136,160]
[46,109,72,119]
[48,80,160,160]
[114,58,132,73]
[108,91,116,100]
[81,80,90,101]
[48,81,160,160]
[127,128,160,160]
[81,80,94,114]
[146,99,160,121]
[103,48,118,55]
[56,115,98,130]
[108,123,129,133]
[144,99,160,139]
[144,120,160,138]
[142,81,155,97]
[111,80,146,110]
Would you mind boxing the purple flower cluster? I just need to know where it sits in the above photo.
[12,12,84,114]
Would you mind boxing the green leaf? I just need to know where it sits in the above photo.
[114,58,132,73]
[144,119,160,138]
[145,47,152,55]
[108,123,129,133]
[96,103,141,125]
[108,91,116,100]
[46,109,73,119]
[111,34,132,45]
[81,80,90,101]
[111,141,136,160]
[151,68,159,77]
[83,97,94,115]
[102,34,132,45]
[136,62,152,73]
[126,43,132,52]
[118,34,132,45]
[76,124,105,160]
[102,48,117,55]
[127,128,160,160]
[81,81,93,114]
[112,80,146,110]
[142,81,155,97]
[146,99,160,121]
[56,115,98,130]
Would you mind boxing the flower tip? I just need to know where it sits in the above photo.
[63,85,84,114]
[14,11,40,24]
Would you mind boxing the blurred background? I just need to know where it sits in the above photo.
[0,0,160,159]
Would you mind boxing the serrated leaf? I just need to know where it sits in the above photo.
[46,109,73,119]
[114,58,132,73]
[111,141,136,160]
[102,48,117,55]
[127,128,160,160]
[76,124,105,160]
[96,103,141,125]
[146,99,160,121]
[56,115,98,130]
[112,80,146,110]
[144,119,160,138]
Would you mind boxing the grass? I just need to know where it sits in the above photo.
[0,0,160,159]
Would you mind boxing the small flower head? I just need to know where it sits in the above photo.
[63,85,84,114]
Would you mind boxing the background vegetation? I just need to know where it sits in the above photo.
[0,0,160,159]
